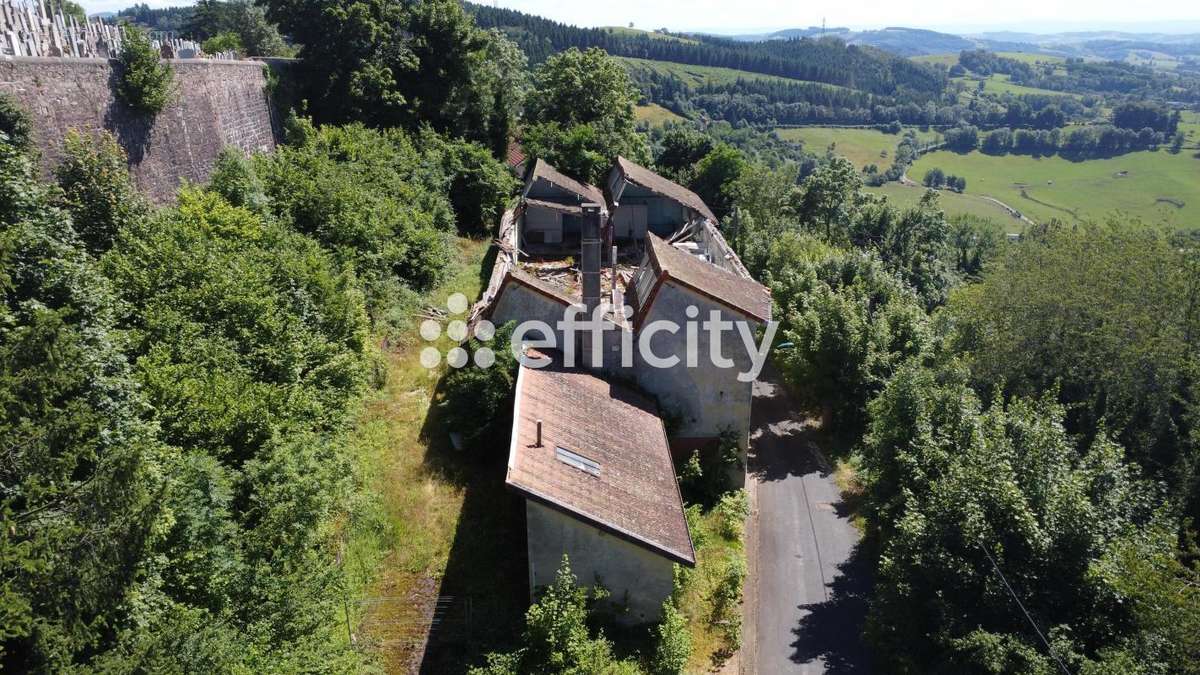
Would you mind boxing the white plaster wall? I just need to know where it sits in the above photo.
[525,500,676,625]
[634,282,756,445]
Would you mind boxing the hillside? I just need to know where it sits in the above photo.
[465,2,947,97]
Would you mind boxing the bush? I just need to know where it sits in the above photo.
[651,600,692,675]
[422,131,519,235]
[708,554,746,652]
[202,31,243,56]
[116,27,175,114]
[54,130,148,255]
[208,147,268,213]
[438,322,518,449]
[715,490,751,540]
[676,429,742,507]
[0,93,33,152]
[255,122,455,310]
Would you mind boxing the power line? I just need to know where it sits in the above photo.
[978,540,1073,675]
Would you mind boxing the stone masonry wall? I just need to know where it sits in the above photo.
[0,56,279,202]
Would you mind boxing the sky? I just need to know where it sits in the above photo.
[77,0,1200,34]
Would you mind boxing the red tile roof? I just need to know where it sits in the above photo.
[506,349,695,566]
[613,156,717,224]
[642,234,772,323]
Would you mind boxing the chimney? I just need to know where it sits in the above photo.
[580,203,602,318]
[535,419,543,447]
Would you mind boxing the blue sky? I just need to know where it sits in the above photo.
[78,0,1200,34]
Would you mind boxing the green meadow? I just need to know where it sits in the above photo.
[868,182,1027,230]
[909,148,1200,227]
[635,103,687,126]
[775,126,941,170]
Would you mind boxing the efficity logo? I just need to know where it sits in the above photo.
[419,293,497,370]
[418,295,778,383]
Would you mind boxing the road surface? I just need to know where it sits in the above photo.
[747,373,872,674]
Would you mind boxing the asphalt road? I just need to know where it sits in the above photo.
[748,374,872,674]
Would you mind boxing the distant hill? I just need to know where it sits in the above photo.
[722,26,1021,56]
[718,25,1200,63]
[466,3,948,97]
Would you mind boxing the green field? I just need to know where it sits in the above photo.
[635,103,686,126]
[955,74,1078,99]
[616,56,847,89]
[911,53,958,67]
[909,148,1200,227]
[1180,111,1200,148]
[601,26,699,44]
[774,126,941,170]
[868,182,1026,230]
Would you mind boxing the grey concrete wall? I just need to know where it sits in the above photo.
[525,500,675,625]
[634,281,756,445]
[491,281,570,348]
[0,56,278,202]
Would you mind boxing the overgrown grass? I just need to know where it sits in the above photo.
[678,504,747,672]
[636,103,687,126]
[342,237,527,671]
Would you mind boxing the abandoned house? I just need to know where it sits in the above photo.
[607,156,717,239]
[517,159,608,251]
[506,348,694,624]
[473,157,770,621]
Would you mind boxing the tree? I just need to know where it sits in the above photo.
[654,126,714,183]
[188,0,288,57]
[262,0,515,150]
[115,27,175,115]
[201,31,242,56]
[53,131,149,256]
[922,167,945,187]
[789,156,866,245]
[689,144,747,221]
[1,132,165,670]
[766,234,930,434]
[947,222,1200,517]
[471,556,637,674]
[521,47,649,184]
[862,363,1169,672]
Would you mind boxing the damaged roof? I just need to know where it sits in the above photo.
[644,234,772,323]
[613,156,718,224]
[506,349,696,566]
[526,158,606,206]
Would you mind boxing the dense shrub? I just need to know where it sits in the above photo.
[115,27,175,114]
[651,600,692,675]
[438,322,518,449]
[255,123,455,309]
[471,556,639,674]
[421,130,519,235]
[54,130,148,255]
[0,94,33,152]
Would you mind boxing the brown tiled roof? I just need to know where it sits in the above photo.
[614,156,717,224]
[645,234,771,323]
[506,350,695,566]
[528,158,606,206]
